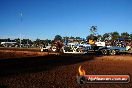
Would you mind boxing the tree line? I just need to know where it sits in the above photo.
[86,26,132,41]
[0,26,132,47]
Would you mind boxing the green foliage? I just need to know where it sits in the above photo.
[130,34,132,39]
[102,33,110,40]
[86,34,98,41]
[54,35,62,41]
[89,26,97,35]
[121,32,129,39]
[97,35,102,41]
[110,31,120,40]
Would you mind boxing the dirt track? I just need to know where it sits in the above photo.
[0,49,132,88]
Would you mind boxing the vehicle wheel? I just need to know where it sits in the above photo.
[45,49,48,52]
[109,49,116,55]
[101,49,108,55]
[60,48,64,53]
[41,48,43,52]
[128,48,132,54]
[51,46,57,52]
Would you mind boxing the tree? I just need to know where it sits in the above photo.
[21,39,28,44]
[52,35,63,52]
[44,39,51,45]
[34,38,41,47]
[86,34,98,42]
[87,26,98,41]
[102,33,110,41]
[54,35,62,41]
[70,36,75,39]
[97,35,102,41]
[75,37,81,40]
[130,34,132,39]
[87,34,94,40]
[110,31,120,40]
[121,32,129,40]
[14,38,20,43]
[63,36,69,40]
[89,26,97,36]
[7,38,11,42]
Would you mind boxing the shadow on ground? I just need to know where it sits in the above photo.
[0,84,7,88]
[0,54,95,77]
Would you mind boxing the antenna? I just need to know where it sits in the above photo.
[20,11,23,23]
[19,11,23,48]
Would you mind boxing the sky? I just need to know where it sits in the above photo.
[0,0,132,40]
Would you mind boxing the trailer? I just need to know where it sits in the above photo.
[98,46,132,55]
[85,42,132,55]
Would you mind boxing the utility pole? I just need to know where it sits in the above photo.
[20,33,21,48]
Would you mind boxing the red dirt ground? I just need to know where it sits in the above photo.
[0,48,132,88]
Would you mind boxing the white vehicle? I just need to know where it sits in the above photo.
[41,42,90,54]
[60,43,90,54]
[95,42,105,46]
[41,45,58,52]
[41,45,51,52]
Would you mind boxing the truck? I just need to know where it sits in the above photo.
[41,41,132,55]
[87,42,132,55]
[41,42,90,54]
[97,45,132,55]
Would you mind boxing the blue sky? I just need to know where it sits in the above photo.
[0,0,132,40]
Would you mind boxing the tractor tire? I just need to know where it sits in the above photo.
[51,46,57,52]
[109,49,116,55]
[101,49,108,55]
[60,48,64,53]
[128,48,132,54]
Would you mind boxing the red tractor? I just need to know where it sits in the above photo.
[41,40,63,52]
